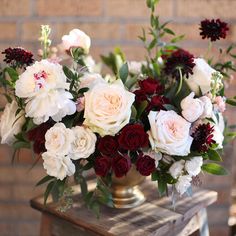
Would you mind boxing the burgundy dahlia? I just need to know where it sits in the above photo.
[97,135,118,156]
[94,156,111,177]
[136,153,156,176]
[191,123,216,153]
[200,19,229,42]
[164,49,195,80]
[2,47,34,68]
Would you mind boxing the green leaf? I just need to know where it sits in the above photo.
[131,105,137,120]
[163,28,175,35]
[125,76,138,89]
[137,100,148,119]
[36,175,55,186]
[119,62,129,83]
[12,141,30,149]
[44,180,57,205]
[207,149,222,162]
[90,201,100,219]
[5,67,18,83]
[226,98,236,106]
[163,104,178,112]
[158,178,167,196]
[151,171,158,181]
[3,93,12,103]
[63,66,75,80]
[148,38,157,50]
[78,87,89,94]
[202,163,228,175]
[170,34,185,43]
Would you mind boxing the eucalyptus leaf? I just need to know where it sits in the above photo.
[119,62,129,83]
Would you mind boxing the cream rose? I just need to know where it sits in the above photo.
[45,123,74,155]
[79,73,105,90]
[0,101,25,145]
[83,80,135,136]
[185,156,203,176]
[148,110,193,156]
[42,152,75,180]
[68,126,97,160]
[62,29,91,54]
[186,58,216,96]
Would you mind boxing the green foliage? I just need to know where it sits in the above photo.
[207,149,222,162]
[137,100,148,119]
[201,163,228,175]
[119,62,129,83]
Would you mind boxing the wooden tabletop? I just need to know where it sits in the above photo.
[30,179,217,236]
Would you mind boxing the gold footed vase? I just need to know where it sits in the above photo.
[110,165,146,209]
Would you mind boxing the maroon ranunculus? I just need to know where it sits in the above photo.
[136,153,156,176]
[118,124,149,151]
[147,95,169,112]
[97,135,118,156]
[139,77,163,95]
[112,154,131,178]
[134,89,148,105]
[27,121,53,154]
[94,156,111,177]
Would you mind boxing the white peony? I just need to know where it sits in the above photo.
[186,58,216,96]
[45,123,74,155]
[181,92,204,122]
[148,110,193,156]
[83,80,135,136]
[199,96,213,118]
[62,29,91,54]
[42,152,75,180]
[68,126,97,160]
[169,160,185,179]
[185,156,203,176]
[0,101,25,145]
[79,73,105,90]
[175,175,192,195]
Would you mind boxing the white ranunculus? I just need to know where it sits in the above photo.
[169,160,185,179]
[25,89,76,124]
[186,58,216,96]
[181,92,204,122]
[42,152,75,180]
[0,101,25,145]
[83,80,135,136]
[148,110,193,156]
[45,123,74,155]
[68,126,97,160]
[79,73,105,90]
[175,175,192,195]
[199,96,213,118]
[15,60,69,98]
[62,29,91,54]
[185,156,203,176]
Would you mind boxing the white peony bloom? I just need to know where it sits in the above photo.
[148,110,193,156]
[199,96,213,118]
[185,156,203,176]
[45,123,74,155]
[79,73,105,90]
[68,126,97,160]
[83,80,135,136]
[169,160,185,179]
[0,101,25,145]
[42,152,75,180]
[181,92,204,122]
[15,60,69,98]
[175,175,192,195]
[62,29,91,54]
[84,55,102,74]
[186,58,216,96]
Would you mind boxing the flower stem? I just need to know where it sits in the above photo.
[176,67,183,95]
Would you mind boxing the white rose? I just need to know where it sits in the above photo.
[185,156,203,176]
[186,58,216,96]
[45,123,74,155]
[68,126,97,160]
[0,101,25,145]
[175,175,192,195]
[181,92,204,122]
[42,152,75,180]
[62,29,91,54]
[79,73,105,90]
[148,110,193,156]
[199,96,213,118]
[169,160,185,179]
[83,80,135,136]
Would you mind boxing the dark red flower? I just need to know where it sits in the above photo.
[136,153,156,176]
[200,19,229,41]
[2,47,34,68]
[134,89,148,105]
[147,95,169,112]
[118,124,149,151]
[139,77,164,95]
[94,156,111,177]
[112,154,131,178]
[97,135,118,156]
[191,123,216,153]
[27,121,53,154]
[164,49,195,80]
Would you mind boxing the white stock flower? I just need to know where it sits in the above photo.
[68,126,97,160]
[175,175,192,195]
[185,156,203,176]
[79,73,105,90]
[0,101,25,145]
[45,123,74,155]
[83,80,135,136]
[62,29,91,54]
[186,58,216,96]
[42,152,75,180]
[181,92,204,122]
[148,110,193,156]
[169,160,185,179]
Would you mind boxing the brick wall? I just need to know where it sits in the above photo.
[0,0,236,235]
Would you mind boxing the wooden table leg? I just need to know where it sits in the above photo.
[197,208,209,236]
[40,213,53,236]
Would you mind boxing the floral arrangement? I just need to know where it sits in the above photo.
[1,0,236,214]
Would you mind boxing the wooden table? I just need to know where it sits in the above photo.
[31,180,217,236]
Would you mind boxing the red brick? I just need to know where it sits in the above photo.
[124,23,149,41]
[17,222,40,236]
[0,23,16,40]
[0,186,12,201]
[13,185,43,202]
[0,222,16,236]
[0,0,30,16]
